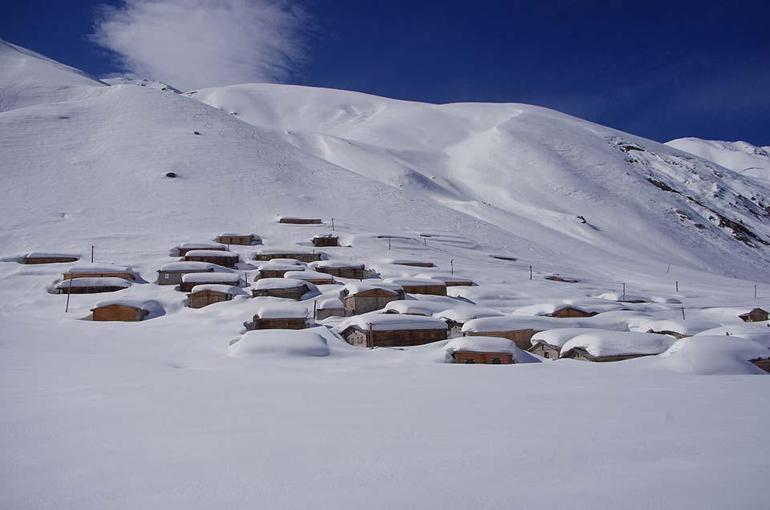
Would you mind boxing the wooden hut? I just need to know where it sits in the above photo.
[55,277,131,294]
[253,248,322,263]
[244,307,309,330]
[751,356,770,373]
[435,307,505,338]
[528,341,560,359]
[314,297,346,320]
[179,272,241,292]
[174,242,227,257]
[21,252,79,264]
[311,234,339,247]
[739,308,769,323]
[215,233,261,246]
[384,278,447,296]
[63,264,136,281]
[415,273,476,287]
[390,259,436,268]
[156,261,221,285]
[183,249,239,268]
[549,305,598,318]
[187,284,246,308]
[278,216,323,224]
[252,278,316,300]
[284,270,336,285]
[310,260,366,279]
[340,282,405,315]
[254,260,306,280]
[462,317,567,350]
[559,331,675,362]
[90,299,160,321]
[445,337,517,364]
[337,314,448,347]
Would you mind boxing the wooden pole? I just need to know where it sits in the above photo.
[331,217,335,231]
[388,239,391,251]
[622,283,626,300]
[529,265,533,280]
[681,307,686,320]
[666,264,670,274]
[368,323,373,349]
[754,284,758,299]
[675,280,679,293]
[65,277,73,312]
[450,259,454,275]
[90,245,94,263]
[313,300,317,320]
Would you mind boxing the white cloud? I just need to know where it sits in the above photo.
[91,0,307,91]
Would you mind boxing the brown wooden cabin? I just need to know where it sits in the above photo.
[254,261,305,280]
[340,323,448,348]
[443,278,475,287]
[63,269,136,281]
[451,351,513,364]
[245,314,309,330]
[156,263,216,285]
[549,305,598,318]
[315,305,345,320]
[55,278,130,294]
[279,217,323,224]
[739,308,769,323]
[183,250,239,268]
[91,303,149,321]
[179,273,241,292]
[176,244,227,256]
[342,287,404,315]
[466,329,537,351]
[560,347,649,363]
[287,272,335,285]
[751,357,770,373]
[528,342,561,359]
[253,251,322,263]
[22,253,79,264]
[252,281,313,300]
[312,234,339,247]
[390,280,447,296]
[215,233,260,246]
[187,288,235,309]
[313,263,366,279]
[545,275,580,283]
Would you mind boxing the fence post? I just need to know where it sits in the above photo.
[529,265,533,280]
[90,245,94,263]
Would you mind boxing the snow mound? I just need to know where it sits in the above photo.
[655,336,770,375]
[695,325,770,348]
[444,336,539,363]
[230,328,330,358]
[561,331,677,357]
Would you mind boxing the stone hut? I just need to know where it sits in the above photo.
[337,314,448,347]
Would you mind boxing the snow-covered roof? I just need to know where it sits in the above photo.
[284,270,334,282]
[627,317,720,336]
[530,328,611,348]
[695,325,770,348]
[184,249,239,258]
[317,297,344,309]
[65,263,133,274]
[312,233,338,239]
[181,272,241,284]
[434,306,504,323]
[383,277,446,287]
[311,260,365,269]
[218,232,257,238]
[337,313,448,332]
[177,242,226,250]
[561,331,677,357]
[655,336,770,375]
[231,329,329,357]
[445,336,517,354]
[253,277,311,290]
[158,261,226,272]
[414,273,475,285]
[462,316,569,334]
[256,247,317,255]
[385,258,435,266]
[383,300,449,316]
[24,251,79,259]
[597,291,647,303]
[55,277,131,289]
[257,261,307,272]
[255,303,308,319]
[263,258,306,266]
[189,284,247,296]
[341,281,402,296]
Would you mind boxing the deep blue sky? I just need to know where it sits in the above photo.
[2,0,768,145]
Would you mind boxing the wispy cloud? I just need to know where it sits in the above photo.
[91,0,307,91]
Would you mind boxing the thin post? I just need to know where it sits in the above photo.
[666,264,670,273]
[90,245,94,263]
[675,280,679,293]
[368,322,373,349]
[681,307,686,320]
[754,284,758,299]
[388,239,391,251]
[450,259,454,275]
[529,265,533,280]
[423,237,427,246]
[313,300,317,320]
[622,283,626,300]
[65,276,73,312]
[331,217,335,231]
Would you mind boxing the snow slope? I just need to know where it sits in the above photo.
[2,41,770,510]
[667,137,770,183]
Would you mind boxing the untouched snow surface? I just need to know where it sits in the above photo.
[667,137,770,183]
[2,40,770,509]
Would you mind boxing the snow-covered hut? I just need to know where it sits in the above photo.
[310,260,366,279]
[252,278,317,300]
[174,242,227,257]
[314,297,345,320]
[383,300,450,316]
[337,314,448,347]
[284,270,335,285]
[187,284,247,308]
[156,261,227,285]
[55,277,131,294]
[254,260,306,279]
[548,305,598,318]
[462,316,570,350]
[340,282,404,315]
[388,258,436,268]
[383,277,447,296]
[278,216,322,224]
[183,249,239,268]
[253,248,322,263]
[90,299,161,321]
[215,233,261,246]
[560,331,677,362]
[414,273,476,287]
[444,336,519,364]
[311,234,339,247]
[529,328,609,359]
[179,272,242,292]
[245,305,310,330]
[739,308,769,323]
[21,252,79,264]
[63,264,136,281]
[434,306,505,337]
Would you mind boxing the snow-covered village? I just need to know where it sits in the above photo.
[2,2,770,509]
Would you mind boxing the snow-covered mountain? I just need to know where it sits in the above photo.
[667,137,770,184]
